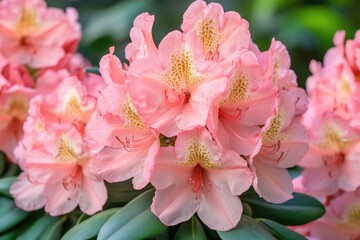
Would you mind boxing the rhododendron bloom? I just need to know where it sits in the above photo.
[299,113,360,196]
[0,84,33,161]
[125,12,158,62]
[181,0,250,65]
[150,127,253,231]
[11,76,106,215]
[209,50,278,156]
[250,92,309,203]
[87,84,159,189]
[128,30,228,137]
[0,0,80,69]
[306,189,360,240]
[87,47,158,189]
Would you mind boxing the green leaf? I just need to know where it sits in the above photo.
[0,153,6,176]
[242,201,252,217]
[2,164,20,178]
[0,230,18,240]
[97,188,155,240]
[217,215,277,240]
[84,67,101,75]
[175,217,207,240]
[106,208,167,240]
[259,219,306,240]
[0,177,16,197]
[288,166,303,179]
[61,208,120,240]
[241,190,325,225]
[106,180,153,203]
[39,216,67,240]
[0,198,30,234]
[17,214,59,240]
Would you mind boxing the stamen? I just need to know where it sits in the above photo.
[116,134,154,152]
[219,106,249,121]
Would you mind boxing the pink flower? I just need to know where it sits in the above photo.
[87,84,159,189]
[21,124,106,215]
[250,92,309,203]
[209,50,278,156]
[150,127,253,231]
[299,113,360,196]
[0,84,34,162]
[181,0,250,65]
[99,47,126,85]
[128,30,228,137]
[308,189,360,240]
[0,0,80,69]
[11,76,106,215]
[125,12,158,62]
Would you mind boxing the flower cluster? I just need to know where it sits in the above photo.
[2,0,309,232]
[295,31,360,239]
[87,0,309,231]
[0,0,107,215]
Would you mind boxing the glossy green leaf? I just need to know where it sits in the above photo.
[241,190,325,225]
[39,216,67,240]
[107,208,167,240]
[0,199,30,234]
[288,166,303,179]
[84,67,100,75]
[17,214,59,240]
[2,164,20,178]
[97,188,155,240]
[260,219,306,240]
[0,230,18,240]
[242,201,252,217]
[175,217,207,240]
[61,208,120,240]
[106,180,153,203]
[217,215,276,240]
[0,177,15,197]
[0,153,5,176]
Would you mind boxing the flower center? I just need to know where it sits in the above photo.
[15,7,38,36]
[121,98,146,129]
[55,137,82,163]
[343,203,360,230]
[262,111,284,143]
[162,51,203,91]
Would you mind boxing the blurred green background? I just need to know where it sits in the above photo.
[46,0,360,88]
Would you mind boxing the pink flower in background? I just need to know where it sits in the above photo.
[11,76,107,216]
[306,189,360,240]
[150,127,253,231]
[0,0,80,69]
[299,113,360,196]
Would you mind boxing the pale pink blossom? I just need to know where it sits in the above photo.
[308,189,360,240]
[150,127,253,231]
[0,84,34,162]
[0,0,80,69]
[299,113,360,196]
[11,76,106,215]
[128,30,228,137]
[99,47,126,85]
[125,12,158,62]
[208,50,278,156]
[87,83,158,189]
[250,92,309,203]
[181,0,250,65]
